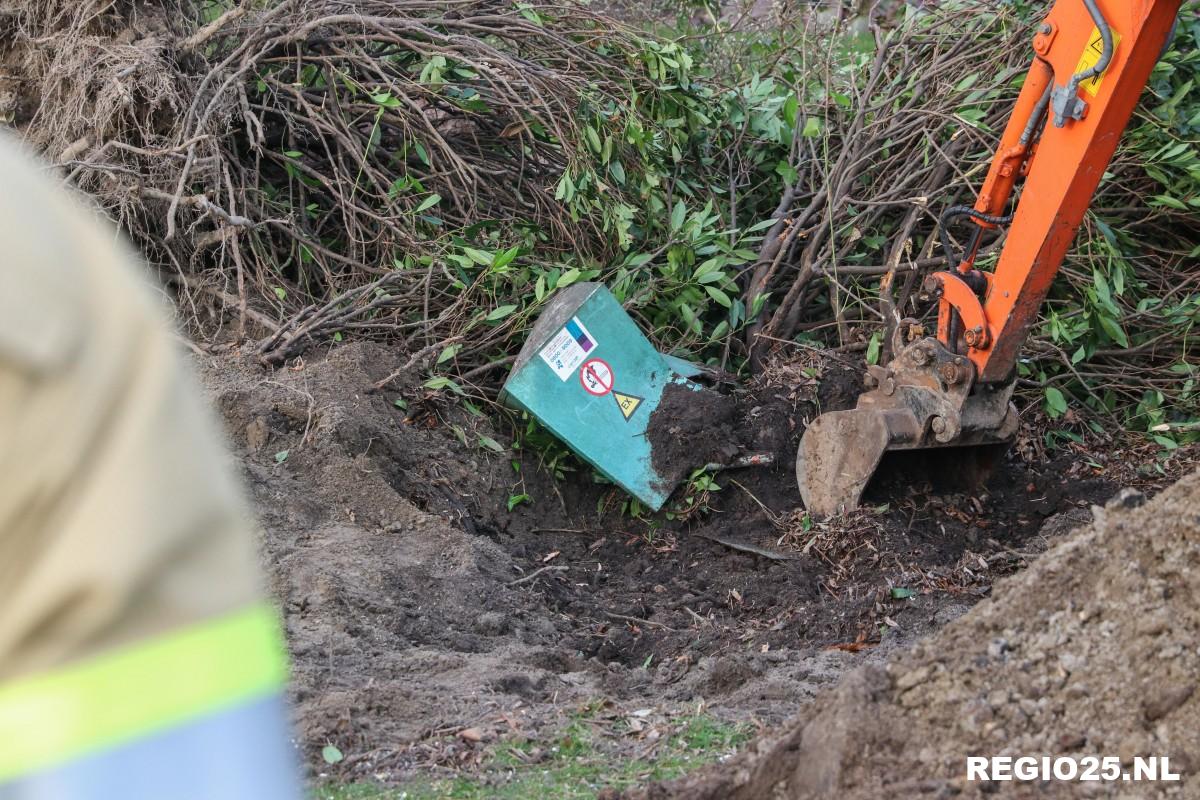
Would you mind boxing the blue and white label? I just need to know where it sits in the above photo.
[539,316,598,381]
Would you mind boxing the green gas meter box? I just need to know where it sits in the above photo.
[500,283,700,510]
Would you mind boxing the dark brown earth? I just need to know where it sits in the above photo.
[640,471,1200,799]
[191,340,1194,787]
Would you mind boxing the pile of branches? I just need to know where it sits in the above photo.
[740,10,1033,367]
[7,0,655,364]
[7,0,1198,434]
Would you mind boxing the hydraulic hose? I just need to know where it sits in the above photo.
[1066,0,1114,101]
[938,205,1015,267]
[1019,80,1055,146]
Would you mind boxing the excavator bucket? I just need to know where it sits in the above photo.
[796,337,1019,517]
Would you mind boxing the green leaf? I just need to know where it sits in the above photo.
[492,246,520,271]
[679,302,697,329]
[393,397,408,410]
[749,292,770,321]
[486,304,518,321]
[583,125,602,154]
[555,172,574,201]
[802,117,822,138]
[273,286,287,301]
[954,73,980,92]
[424,376,464,395]
[865,331,882,365]
[745,217,779,233]
[464,247,493,266]
[1098,315,1129,347]
[669,199,687,232]
[414,193,442,213]
[369,92,401,109]
[890,587,915,599]
[783,93,799,125]
[693,257,723,280]
[705,286,732,307]
[322,745,344,765]
[517,4,543,24]
[436,343,462,364]
[507,493,531,511]
[609,160,626,185]
[775,160,798,184]
[557,268,582,288]
[1151,194,1188,210]
[274,450,289,464]
[1044,386,1068,418]
[413,140,430,167]
[478,434,505,453]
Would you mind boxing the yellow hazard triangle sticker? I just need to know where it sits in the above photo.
[1074,26,1122,97]
[612,391,643,421]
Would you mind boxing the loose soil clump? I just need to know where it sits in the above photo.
[646,381,739,490]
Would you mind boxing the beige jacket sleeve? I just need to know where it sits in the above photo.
[0,136,263,683]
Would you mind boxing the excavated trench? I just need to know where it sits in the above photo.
[197,341,1193,787]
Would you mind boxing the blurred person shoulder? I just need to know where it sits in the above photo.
[0,134,151,375]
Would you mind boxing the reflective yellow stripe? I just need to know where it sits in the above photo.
[0,604,287,783]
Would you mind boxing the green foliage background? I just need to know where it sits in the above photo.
[377,2,1199,447]
[125,0,1200,450]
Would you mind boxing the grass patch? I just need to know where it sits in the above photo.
[314,714,750,800]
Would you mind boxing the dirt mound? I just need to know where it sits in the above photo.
[201,343,884,775]
[189,340,1168,786]
[203,345,580,769]
[645,469,1200,798]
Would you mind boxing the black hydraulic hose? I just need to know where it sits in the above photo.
[938,63,1052,270]
[1019,80,1055,146]
[1067,0,1114,98]
[938,205,1015,267]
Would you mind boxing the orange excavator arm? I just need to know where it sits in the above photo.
[930,0,1181,383]
[796,0,1181,517]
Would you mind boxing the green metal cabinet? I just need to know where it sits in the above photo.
[500,283,699,510]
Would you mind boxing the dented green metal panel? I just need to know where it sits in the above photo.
[500,283,696,510]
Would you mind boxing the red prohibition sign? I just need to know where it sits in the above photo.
[579,358,614,396]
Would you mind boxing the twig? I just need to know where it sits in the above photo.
[180,6,248,51]
[695,530,796,561]
[506,564,568,586]
[602,611,676,631]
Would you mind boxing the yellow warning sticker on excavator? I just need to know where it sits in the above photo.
[1074,26,1122,97]
[612,391,643,421]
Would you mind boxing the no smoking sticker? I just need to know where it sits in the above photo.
[579,359,614,396]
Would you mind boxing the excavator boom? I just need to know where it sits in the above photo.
[797,0,1181,517]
